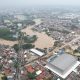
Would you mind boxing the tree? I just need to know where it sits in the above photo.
[1,75,8,80]
[24,35,37,43]
[27,72,36,79]
[0,64,3,71]
[22,44,35,49]
[74,49,78,53]
[13,43,35,51]
[0,28,16,41]
[54,41,62,47]
[14,61,19,68]
[13,44,19,52]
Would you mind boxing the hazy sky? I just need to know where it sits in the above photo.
[0,0,80,7]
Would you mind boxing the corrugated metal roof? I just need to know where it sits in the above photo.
[51,54,77,71]
[30,49,45,56]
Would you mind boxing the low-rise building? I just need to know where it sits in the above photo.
[30,49,45,56]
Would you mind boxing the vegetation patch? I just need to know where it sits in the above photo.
[0,28,16,41]
[13,43,35,52]
[24,35,37,43]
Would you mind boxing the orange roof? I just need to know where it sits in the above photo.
[4,68,11,75]
[26,65,35,73]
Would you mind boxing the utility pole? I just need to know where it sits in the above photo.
[16,30,25,80]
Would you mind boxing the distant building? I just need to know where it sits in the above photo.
[0,25,7,28]
[45,52,80,79]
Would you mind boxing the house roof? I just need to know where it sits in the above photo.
[26,65,35,73]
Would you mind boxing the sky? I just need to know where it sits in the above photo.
[0,0,80,8]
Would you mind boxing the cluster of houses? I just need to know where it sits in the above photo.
[0,44,80,80]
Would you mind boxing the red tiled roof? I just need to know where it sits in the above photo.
[36,70,45,80]
[26,65,35,73]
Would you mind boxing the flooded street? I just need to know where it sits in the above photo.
[22,19,55,49]
[0,19,55,49]
[0,39,17,46]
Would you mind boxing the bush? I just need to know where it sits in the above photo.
[22,44,35,49]
[14,61,19,68]
[1,75,8,80]
[13,43,35,52]
[27,72,36,79]
[13,44,19,52]
[24,35,37,43]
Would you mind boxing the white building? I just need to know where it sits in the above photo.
[45,53,80,79]
[30,49,45,56]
